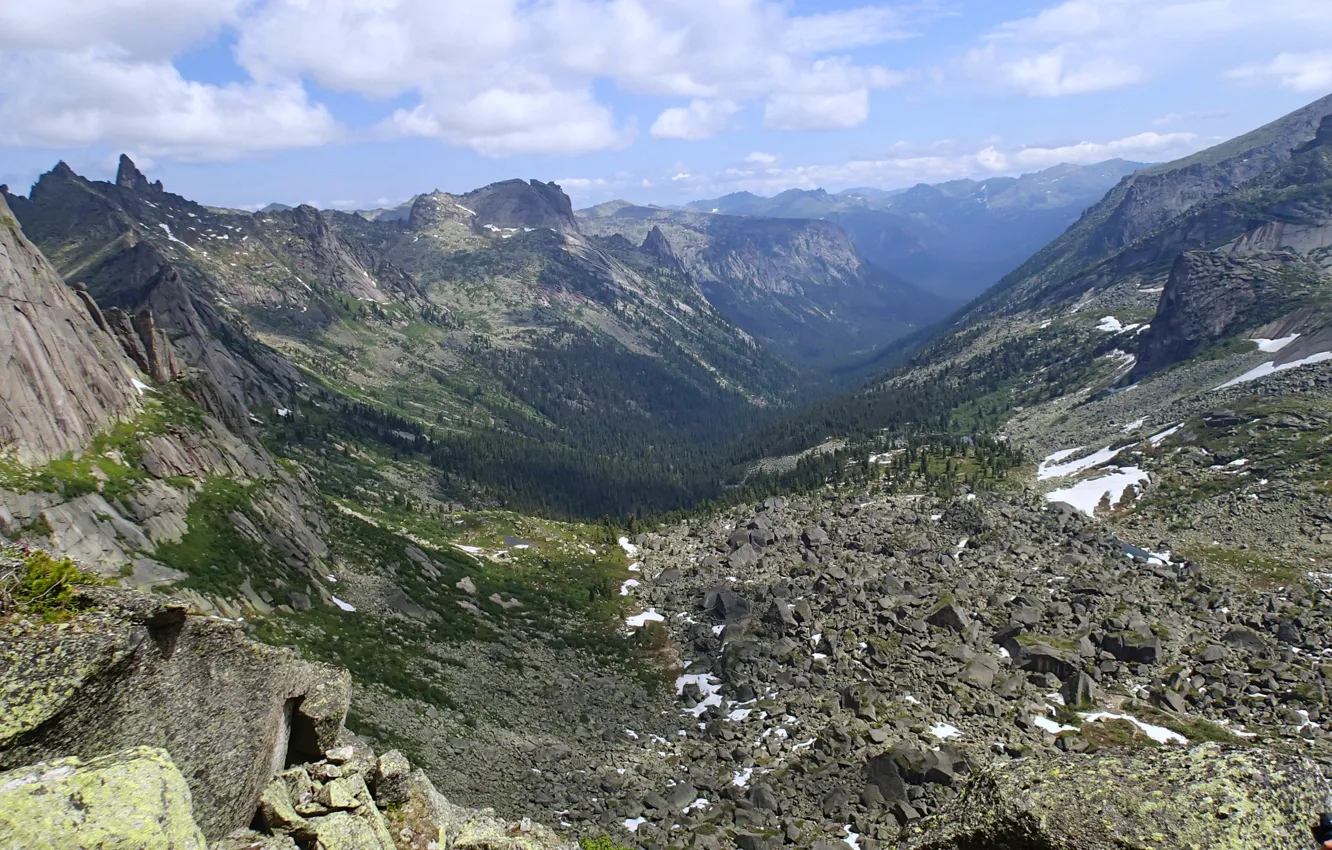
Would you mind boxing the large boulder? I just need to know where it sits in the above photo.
[0,746,206,849]
[0,586,350,841]
[905,744,1323,849]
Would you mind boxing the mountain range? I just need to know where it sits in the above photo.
[674,160,1144,302]
[3,90,1332,850]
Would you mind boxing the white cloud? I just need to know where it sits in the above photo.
[236,0,916,152]
[970,0,1332,97]
[744,151,779,164]
[765,90,872,131]
[650,100,740,141]
[0,49,338,160]
[1225,51,1332,92]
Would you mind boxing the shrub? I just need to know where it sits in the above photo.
[1,549,103,621]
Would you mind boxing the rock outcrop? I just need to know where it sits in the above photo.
[905,744,1324,849]
[0,193,143,464]
[0,585,350,840]
[0,575,575,850]
[0,746,207,850]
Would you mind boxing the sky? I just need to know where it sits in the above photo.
[2,0,1332,211]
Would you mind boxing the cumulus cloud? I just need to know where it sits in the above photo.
[969,0,1332,97]
[650,100,740,141]
[0,0,336,160]
[236,0,915,150]
[1225,51,1332,92]
[0,49,338,160]
[744,151,779,164]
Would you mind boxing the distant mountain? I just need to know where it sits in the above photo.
[681,160,1144,301]
[577,203,951,370]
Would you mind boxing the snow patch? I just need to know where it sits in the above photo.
[1038,445,1125,480]
[623,817,647,833]
[331,596,356,612]
[130,378,152,395]
[928,722,961,740]
[1253,334,1299,353]
[1121,417,1145,433]
[1081,712,1186,744]
[1096,316,1142,333]
[619,578,640,596]
[1148,424,1182,447]
[1046,467,1149,516]
[618,536,639,556]
[625,609,665,629]
[1216,351,1332,389]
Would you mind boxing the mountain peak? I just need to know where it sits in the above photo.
[115,154,163,194]
[459,178,579,234]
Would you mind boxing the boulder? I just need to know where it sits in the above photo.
[371,749,413,807]
[0,746,206,849]
[905,744,1323,849]
[0,585,350,841]
[384,768,577,850]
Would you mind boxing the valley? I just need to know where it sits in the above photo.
[3,90,1332,850]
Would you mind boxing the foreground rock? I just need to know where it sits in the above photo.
[0,585,349,840]
[0,578,574,850]
[906,743,1324,849]
[0,746,206,850]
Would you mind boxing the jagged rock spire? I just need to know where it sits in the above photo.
[116,154,162,194]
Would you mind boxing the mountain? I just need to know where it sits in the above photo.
[577,204,950,370]
[4,101,1332,850]
[682,160,1144,301]
[4,158,808,519]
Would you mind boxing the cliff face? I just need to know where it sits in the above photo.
[0,194,143,465]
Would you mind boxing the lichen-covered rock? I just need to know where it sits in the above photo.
[0,746,205,850]
[385,769,577,850]
[0,586,350,841]
[372,749,413,807]
[904,743,1323,850]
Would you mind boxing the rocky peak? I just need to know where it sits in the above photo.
[641,225,680,268]
[115,154,162,194]
[460,178,579,235]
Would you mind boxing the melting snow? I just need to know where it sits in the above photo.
[1096,316,1142,333]
[331,596,356,612]
[682,798,710,813]
[1032,715,1077,734]
[1081,712,1186,744]
[1216,351,1332,389]
[157,223,193,251]
[843,825,861,850]
[619,578,640,596]
[1148,424,1182,447]
[732,767,753,787]
[618,536,639,556]
[1121,417,1145,433]
[625,609,665,629]
[130,378,152,395]
[457,545,484,554]
[1038,445,1125,480]
[1046,467,1149,516]
[454,203,476,215]
[676,673,724,716]
[928,722,961,739]
[623,818,647,833]
[1253,334,1299,353]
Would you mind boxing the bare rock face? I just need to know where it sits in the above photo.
[0,586,351,841]
[0,193,142,464]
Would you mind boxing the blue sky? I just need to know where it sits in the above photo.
[2,0,1331,210]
